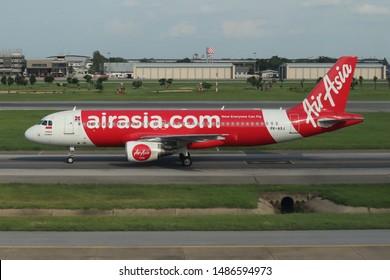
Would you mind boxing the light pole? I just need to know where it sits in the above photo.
[253,52,257,74]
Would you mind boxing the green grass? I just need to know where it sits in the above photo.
[1,110,389,150]
[1,183,390,210]
[0,184,259,210]
[1,183,390,231]
[1,213,390,231]
[1,80,390,101]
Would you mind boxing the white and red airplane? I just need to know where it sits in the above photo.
[25,56,363,166]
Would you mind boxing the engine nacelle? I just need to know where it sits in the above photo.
[125,141,172,162]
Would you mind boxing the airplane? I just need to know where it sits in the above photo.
[25,56,364,166]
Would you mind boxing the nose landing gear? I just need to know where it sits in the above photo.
[67,146,75,164]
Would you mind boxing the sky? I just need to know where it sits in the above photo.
[2,0,389,60]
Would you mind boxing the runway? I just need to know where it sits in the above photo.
[0,150,389,184]
[1,230,390,259]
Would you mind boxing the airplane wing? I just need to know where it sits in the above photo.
[140,134,228,142]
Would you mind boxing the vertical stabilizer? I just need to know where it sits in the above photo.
[290,56,358,128]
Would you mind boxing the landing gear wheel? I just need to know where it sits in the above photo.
[182,156,192,167]
[67,146,75,164]
[67,156,75,164]
[180,153,192,167]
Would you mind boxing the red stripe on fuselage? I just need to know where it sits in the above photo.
[80,110,276,147]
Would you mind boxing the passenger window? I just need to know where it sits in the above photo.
[48,120,53,126]
[42,120,47,125]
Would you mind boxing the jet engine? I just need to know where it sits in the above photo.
[125,141,172,162]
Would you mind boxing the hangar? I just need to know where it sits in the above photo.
[133,63,235,80]
[279,61,387,80]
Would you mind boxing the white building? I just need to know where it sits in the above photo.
[279,61,387,80]
[133,63,235,80]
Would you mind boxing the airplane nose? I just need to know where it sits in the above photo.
[24,127,37,142]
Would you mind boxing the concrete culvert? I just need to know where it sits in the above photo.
[281,196,294,213]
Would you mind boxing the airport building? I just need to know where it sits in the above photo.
[0,49,25,76]
[104,62,135,79]
[133,63,235,80]
[105,62,236,80]
[26,55,90,77]
[279,61,387,80]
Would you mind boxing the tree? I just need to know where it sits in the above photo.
[387,76,390,89]
[176,57,191,63]
[158,78,173,88]
[7,76,14,87]
[95,76,107,92]
[15,74,23,86]
[108,57,127,63]
[246,76,264,90]
[158,78,166,86]
[7,76,14,93]
[351,77,358,90]
[256,56,289,72]
[373,76,378,90]
[1,75,7,86]
[359,76,364,88]
[44,76,55,84]
[29,75,37,87]
[132,80,143,89]
[202,82,212,91]
[300,78,305,88]
[89,50,107,74]
[84,74,93,90]
[95,81,104,92]
[71,77,79,86]
[68,66,75,76]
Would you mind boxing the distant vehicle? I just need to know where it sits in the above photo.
[25,56,363,166]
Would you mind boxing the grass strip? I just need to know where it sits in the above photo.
[1,183,390,210]
[1,213,390,231]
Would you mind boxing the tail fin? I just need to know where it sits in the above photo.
[290,56,358,129]
[292,56,357,114]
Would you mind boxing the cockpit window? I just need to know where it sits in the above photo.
[36,120,52,126]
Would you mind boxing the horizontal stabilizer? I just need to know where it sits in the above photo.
[317,117,364,128]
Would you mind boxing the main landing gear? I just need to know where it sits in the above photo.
[67,146,75,164]
[179,152,192,167]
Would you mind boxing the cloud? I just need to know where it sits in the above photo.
[356,4,390,16]
[166,22,197,37]
[103,19,142,35]
[121,0,138,8]
[302,0,350,7]
[222,19,270,38]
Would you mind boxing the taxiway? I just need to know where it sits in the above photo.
[0,150,389,184]
[1,230,390,259]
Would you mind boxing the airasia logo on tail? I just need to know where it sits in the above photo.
[132,144,152,161]
[303,63,353,128]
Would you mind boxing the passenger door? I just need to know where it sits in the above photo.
[64,114,75,134]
